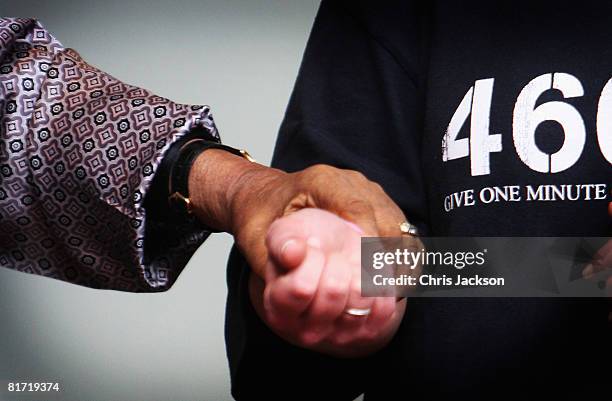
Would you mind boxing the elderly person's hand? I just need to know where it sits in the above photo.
[188,149,408,279]
[250,208,407,357]
[187,150,410,356]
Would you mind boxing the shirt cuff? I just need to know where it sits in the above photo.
[144,125,220,223]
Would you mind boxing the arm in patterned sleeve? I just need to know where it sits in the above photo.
[0,18,219,292]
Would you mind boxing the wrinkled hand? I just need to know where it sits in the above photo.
[249,208,406,358]
[190,154,407,278]
[188,152,411,355]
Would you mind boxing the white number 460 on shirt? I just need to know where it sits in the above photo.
[442,73,612,176]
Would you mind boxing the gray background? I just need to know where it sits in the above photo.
[0,1,320,400]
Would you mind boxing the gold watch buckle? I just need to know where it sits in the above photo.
[239,149,256,163]
[169,191,194,214]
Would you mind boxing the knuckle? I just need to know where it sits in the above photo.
[289,280,316,301]
[345,198,373,214]
[267,289,287,311]
[346,169,367,182]
[306,163,334,177]
[323,278,346,301]
[330,333,352,347]
[360,328,380,342]
[298,330,324,347]
[373,181,384,191]
[369,181,386,195]
[301,164,338,189]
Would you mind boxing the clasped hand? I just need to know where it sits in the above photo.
[251,208,407,358]
[188,153,412,357]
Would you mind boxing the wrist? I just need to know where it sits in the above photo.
[188,148,254,231]
[187,148,284,234]
[226,161,286,236]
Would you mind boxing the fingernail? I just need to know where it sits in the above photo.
[280,239,297,256]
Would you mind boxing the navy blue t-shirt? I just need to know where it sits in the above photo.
[225,1,611,399]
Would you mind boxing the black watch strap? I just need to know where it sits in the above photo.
[168,140,256,216]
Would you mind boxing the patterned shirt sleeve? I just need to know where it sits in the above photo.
[0,18,220,292]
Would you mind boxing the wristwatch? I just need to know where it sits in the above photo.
[168,139,256,216]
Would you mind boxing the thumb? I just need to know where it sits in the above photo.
[266,208,367,271]
[266,219,308,271]
[273,237,308,271]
